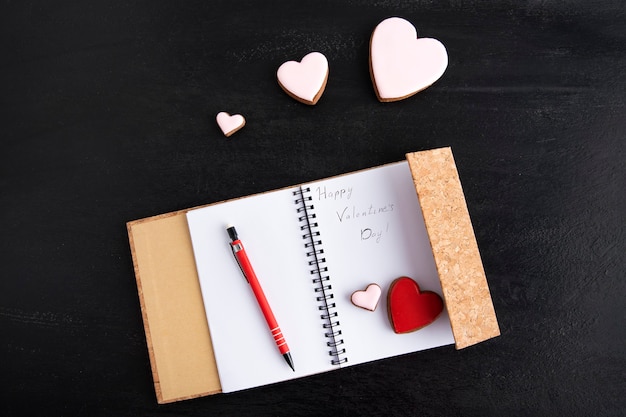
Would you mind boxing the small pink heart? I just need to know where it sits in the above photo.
[370,17,448,102]
[277,52,329,105]
[216,112,246,137]
[351,283,382,311]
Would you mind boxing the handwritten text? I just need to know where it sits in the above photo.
[335,203,394,223]
[316,186,352,201]
[361,223,389,244]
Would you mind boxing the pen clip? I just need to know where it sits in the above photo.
[230,242,249,283]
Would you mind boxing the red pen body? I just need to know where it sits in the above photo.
[228,226,295,371]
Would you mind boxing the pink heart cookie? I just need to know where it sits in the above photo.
[351,284,382,311]
[277,52,329,105]
[369,17,448,102]
[216,112,245,137]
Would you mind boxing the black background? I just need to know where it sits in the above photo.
[2,1,625,416]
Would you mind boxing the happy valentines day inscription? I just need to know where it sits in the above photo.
[314,185,395,244]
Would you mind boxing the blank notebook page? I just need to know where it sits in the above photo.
[186,188,336,393]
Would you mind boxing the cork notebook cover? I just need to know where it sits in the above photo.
[126,146,499,403]
[406,148,500,349]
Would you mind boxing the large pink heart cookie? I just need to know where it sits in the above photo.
[369,17,448,102]
[277,52,329,105]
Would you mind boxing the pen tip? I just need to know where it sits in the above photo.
[283,352,295,372]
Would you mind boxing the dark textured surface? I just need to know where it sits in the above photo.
[2,1,625,416]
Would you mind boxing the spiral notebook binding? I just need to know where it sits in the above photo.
[293,186,348,366]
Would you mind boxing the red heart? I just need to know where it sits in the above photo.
[388,276,444,333]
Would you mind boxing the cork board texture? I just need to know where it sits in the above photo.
[406,147,500,349]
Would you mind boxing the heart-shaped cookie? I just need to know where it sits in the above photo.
[216,112,246,137]
[388,276,444,333]
[351,283,382,311]
[369,17,448,102]
[277,52,329,105]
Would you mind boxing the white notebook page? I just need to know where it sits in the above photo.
[186,188,336,393]
[302,161,454,367]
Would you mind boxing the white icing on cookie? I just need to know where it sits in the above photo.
[351,283,382,312]
[370,17,448,102]
[277,52,329,105]
[216,112,245,137]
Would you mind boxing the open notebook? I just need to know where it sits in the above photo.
[127,147,500,403]
[186,161,454,393]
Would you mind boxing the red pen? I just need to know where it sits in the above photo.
[227,225,295,371]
